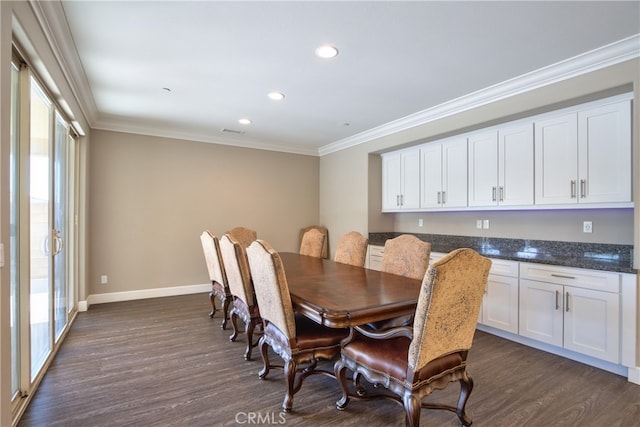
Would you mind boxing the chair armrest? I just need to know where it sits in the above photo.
[354,325,413,340]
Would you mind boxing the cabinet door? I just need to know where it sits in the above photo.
[578,100,631,203]
[519,279,563,346]
[482,274,519,333]
[381,152,402,210]
[400,148,420,209]
[534,113,578,205]
[468,131,498,207]
[564,286,619,363]
[499,123,534,206]
[441,137,468,208]
[420,143,443,208]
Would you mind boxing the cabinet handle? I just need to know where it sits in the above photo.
[570,180,576,198]
[555,290,560,310]
[492,186,496,201]
[400,194,404,206]
[437,191,441,204]
[442,191,446,204]
[551,274,575,279]
[580,179,586,198]
[499,186,504,202]
[565,292,570,312]
[396,195,400,206]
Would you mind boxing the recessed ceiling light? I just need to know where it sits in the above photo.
[238,118,251,125]
[315,44,339,59]
[267,91,285,101]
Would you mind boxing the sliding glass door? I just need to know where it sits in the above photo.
[10,59,78,412]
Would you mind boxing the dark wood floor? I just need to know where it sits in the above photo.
[18,293,640,427]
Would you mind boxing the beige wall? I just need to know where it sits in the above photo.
[320,59,639,255]
[88,130,319,295]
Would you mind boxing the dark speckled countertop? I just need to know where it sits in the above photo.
[369,232,636,274]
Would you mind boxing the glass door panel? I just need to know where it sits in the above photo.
[10,62,20,401]
[53,113,68,340]
[29,79,52,380]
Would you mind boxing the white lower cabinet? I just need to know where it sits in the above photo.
[480,259,519,333]
[366,245,384,271]
[518,263,620,364]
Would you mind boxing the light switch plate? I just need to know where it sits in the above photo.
[583,221,593,233]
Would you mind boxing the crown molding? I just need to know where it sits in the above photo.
[92,117,320,156]
[29,0,98,125]
[319,34,640,157]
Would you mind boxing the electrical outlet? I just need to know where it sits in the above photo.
[100,275,108,284]
[476,220,482,229]
[483,219,490,229]
[583,221,593,233]
[418,218,424,227]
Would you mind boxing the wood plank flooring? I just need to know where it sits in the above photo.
[17,293,640,427]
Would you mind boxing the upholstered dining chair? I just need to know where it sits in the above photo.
[199,230,232,329]
[299,225,328,258]
[381,234,432,280]
[371,234,432,329]
[246,239,349,412]
[335,248,492,427]
[219,234,262,360]
[225,226,257,248]
[334,231,369,267]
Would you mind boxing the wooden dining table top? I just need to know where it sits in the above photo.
[279,252,423,328]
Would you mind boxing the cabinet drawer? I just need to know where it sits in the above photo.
[489,259,519,277]
[520,263,619,293]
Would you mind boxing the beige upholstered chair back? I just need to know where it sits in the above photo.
[226,226,257,248]
[381,234,432,280]
[219,234,255,307]
[334,231,369,267]
[246,240,296,340]
[299,225,328,258]
[299,227,326,258]
[200,230,227,285]
[408,248,491,371]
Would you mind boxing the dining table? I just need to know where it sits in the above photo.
[279,252,423,328]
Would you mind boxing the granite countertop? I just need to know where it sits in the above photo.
[369,232,636,274]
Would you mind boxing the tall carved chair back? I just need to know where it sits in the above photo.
[381,234,431,280]
[246,239,348,412]
[219,233,262,360]
[299,225,328,258]
[335,248,492,427]
[226,226,257,248]
[334,231,369,267]
[199,230,231,329]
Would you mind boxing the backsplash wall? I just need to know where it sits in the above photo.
[392,208,634,245]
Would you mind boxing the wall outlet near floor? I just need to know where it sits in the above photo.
[100,275,108,284]
[583,221,593,233]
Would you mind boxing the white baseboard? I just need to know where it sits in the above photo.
[628,366,640,385]
[78,283,211,312]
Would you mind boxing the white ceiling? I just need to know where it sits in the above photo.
[41,1,640,155]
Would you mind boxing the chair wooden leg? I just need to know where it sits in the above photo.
[353,371,366,396]
[209,290,217,319]
[334,358,350,410]
[403,392,421,427]
[282,360,297,412]
[456,374,474,426]
[258,336,270,379]
[220,295,230,330]
[229,309,240,342]
[244,319,256,360]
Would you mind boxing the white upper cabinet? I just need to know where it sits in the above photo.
[535,99,631,206]
[468,123,534,207]
[381,147,420,211]
[420,137,467,209]
[577,100,631,203]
